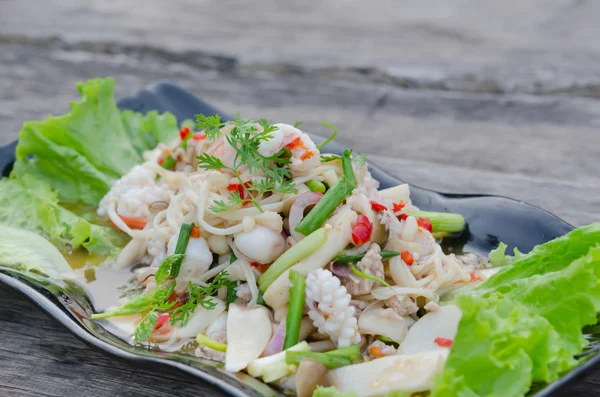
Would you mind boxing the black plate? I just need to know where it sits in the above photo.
[0,82,596,397]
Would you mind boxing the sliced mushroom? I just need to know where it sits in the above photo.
[296,359,330,397]
[225,304,273,372]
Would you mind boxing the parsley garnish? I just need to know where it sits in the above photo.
[197,115,296,212]
[170,271,234,326]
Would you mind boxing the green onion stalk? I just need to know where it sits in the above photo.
[258,228,327,292]
[405,210,465,233]
[295,150,355,236]
[283,270,306,350]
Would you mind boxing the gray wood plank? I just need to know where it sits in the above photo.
[4,0,600,97]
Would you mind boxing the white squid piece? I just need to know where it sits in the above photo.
[167,235,213,283]
[234,226,286,264]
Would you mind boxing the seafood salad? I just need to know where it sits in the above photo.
[1,78,599,397]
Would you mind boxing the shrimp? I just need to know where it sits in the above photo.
[258,123,320,175]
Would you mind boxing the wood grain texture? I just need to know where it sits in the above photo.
[4,0,600,97]
[0,1,599,394]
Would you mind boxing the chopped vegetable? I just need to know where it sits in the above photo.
[283,270,306,350]
[334,250,400,264]
[286,345,361,369]
[400,251,414,266]
[404,210,465,233]
[416,217,433,233]
[316,122,338,150]
[295,150,355,235]
[258,228,328,292]
[196,333,227,352]
[190,226,201,238]
[350,264,391,288]
[160,154,177,170]
[119,216,147,230]
[392,200,405,213]
[434,337,453,347]
[170,271,232,326]
[351,215,373,246]
[306,180,326,193]
[170,223,194,278]
[247,341,310,381]
[370,200,387,212]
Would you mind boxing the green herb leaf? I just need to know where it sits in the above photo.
[154,254,185,284]
[134,311,159,343]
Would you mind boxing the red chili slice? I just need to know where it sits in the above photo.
[351,215,373,246]
[154,313,170,330]
[417,217,433,233]
[179,127,191,140]
[370,201,387,212]
[434,337,453,347]
[192,132,206,141]
[393,200,406,213]
[401,250,414,266]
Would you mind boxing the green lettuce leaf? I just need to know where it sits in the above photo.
[436,224,600,397]
[0,175,125,255]
[448,223,600,300]
[0,225,72,279]
[432,294,571,397]
[11,77,187,206]
[121,109,181,156]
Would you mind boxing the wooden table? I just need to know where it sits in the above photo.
[0,1,599,396]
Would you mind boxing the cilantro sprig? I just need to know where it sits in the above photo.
[197,114,296,212]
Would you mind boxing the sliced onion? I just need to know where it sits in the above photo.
[331,262,352,278]
[263,321,286,356]
[289,191,323,242]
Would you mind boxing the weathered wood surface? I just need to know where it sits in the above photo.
[0,1,599,395]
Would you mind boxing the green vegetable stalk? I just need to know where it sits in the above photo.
[404,210,465,233]
[170,223,193,277]
[335,250,400,264]
[286,344,362,369]
[295,150,355,235]
[259,228,327,292]
[306,180,326,193]
[283,270,306,350]
[196,333,227,352]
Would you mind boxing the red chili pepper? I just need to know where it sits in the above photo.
[370,201,387,212]
[351,215,373,246]
[167,292,185,309]
[192,132,206,141]
[393,200,406,213]
[300,151,314,161]
[399,213,409,221]
[227,183,245,199]
[417,217,433,233]
[179,127,191,140]
[190,226,201,239]
[434,337,453,347]
[401,250,414,266]
[176,154,183,162]
[119,216,147,230]
[285,136,304,150]
[158,157,165,166]
[154,313,170,330]
[470,272,483,282]
[250,261,270,273]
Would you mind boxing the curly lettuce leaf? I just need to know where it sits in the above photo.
[436,224,600,397]
[121,110,184,156]
[0,175,125,255]
[11,78,185,206]
[448,223,600,300]
[432,294,572,397]
[0,225,72,279]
